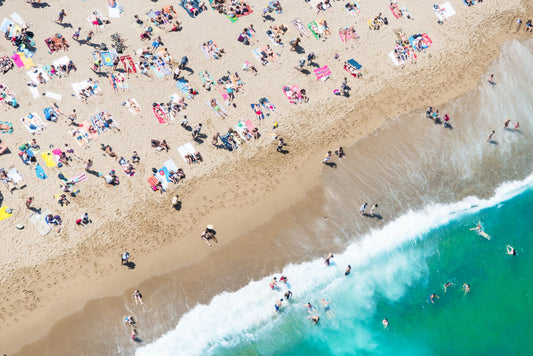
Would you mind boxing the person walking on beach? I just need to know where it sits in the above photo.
[360,202,367,216]
[275,298,283,312]
[506,245,517,255]
[514,122,520,131]
[322,151,332,164]
[504,119,511,129]
[462,283,470,295]
[324,253,334,266]
[85,159,93,172]
[121,251,130,265]
[56,9,66,24]
[370,204,378,217]
[276,138,286,152]
[486,130,495,142]
[72,27,81,41]
[25,196,34,209]
[133,289,144,305]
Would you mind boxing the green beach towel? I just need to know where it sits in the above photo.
[307,21,320,40]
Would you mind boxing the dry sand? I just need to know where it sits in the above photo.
[0,0,532,353]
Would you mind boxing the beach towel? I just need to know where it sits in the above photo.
[108,4,121,18]
[71,173,88,184]
[45,92,62,101]
[180,0,203,18]
[176,79,192,99]
[0,121,13,134]
[206,99,226,117]
[219,133,233,151]
[184,143,196,156]
[250,104,264,120]
[409,33,433,51]
[291,18,310,38]
[147,175,159,190]
[35,164,47,179]
[79,120,98,140]
[307,21,321,40]
[120,159,135,177]
[10,13,25,26]
[216,85,229,100]
[101,51,114,66]
[164,159,178,173]
[150,64,165,78]
[20,112,46,134]
[0,206,13,222]
[435,2,456,21]
[282,86,296,104]
[314,65,331,80]
[0,18,15,37]
[245,119,255,133]
[125,98,142,115]
[11,53,24,68]
[52,56,70,68]
[41,151,57,168]
[177,145,189,162]
[30,209,52,235]
[27,85,39,98]
[266,30,283,46]
[27,68,50,83]
[153,104,169,123]
[7,167,23,182]
[157,167,172,183]
[120,55,137,73]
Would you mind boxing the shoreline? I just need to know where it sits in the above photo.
[1,0,532,354]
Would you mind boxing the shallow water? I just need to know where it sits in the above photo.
[137,40,533,355]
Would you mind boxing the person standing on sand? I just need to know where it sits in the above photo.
[514,122,520,131]
[85,159,93,172]
[121,252,130,265]
[503,119,511,129]
[360,202,367,216]
[56,9,66,24]
[25,197,34,209]
[322,151,332,164]
[488,74,496,86]
[486,130,495,142]
[277,138,285,152]
[133,289,144,305]
[370,204,378,217]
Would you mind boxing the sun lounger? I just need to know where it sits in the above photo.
[30,209,52,235]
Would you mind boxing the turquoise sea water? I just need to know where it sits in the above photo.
[208,180,533,356]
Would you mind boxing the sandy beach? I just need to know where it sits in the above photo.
[1,0,532,354]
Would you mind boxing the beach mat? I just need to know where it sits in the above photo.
[0,206,13,221]
[30,209,52,235]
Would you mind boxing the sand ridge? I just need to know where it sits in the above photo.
[0,0,532,353]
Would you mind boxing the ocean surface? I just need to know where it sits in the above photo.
[137,39,533,356]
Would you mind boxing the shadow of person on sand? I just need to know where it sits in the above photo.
[125,261,136,269]
[57,22,73,29]
[363,213,383,220]
[323,161,337,168]
[488,140,498,145]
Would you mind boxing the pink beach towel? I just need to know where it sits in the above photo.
[11,53,24,68]
[245,119,255,132]
[216,85,229,100]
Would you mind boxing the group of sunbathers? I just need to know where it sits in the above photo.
[45,34,69,52]
[0,56,14,74]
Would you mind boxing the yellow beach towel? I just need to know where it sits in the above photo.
[18,52,34,69]
[41,150,57,168]
[0,206,13,221]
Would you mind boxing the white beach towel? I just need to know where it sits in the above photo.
[184,143,196,155]
[52,56,70,67]
[170,93,181,103]
[435,2,456,21]
[10,13,25,26]
[389,51,403,66]
[125,98,141,115]
[0,18,15,37]
[26,68,50,83]
[28,85,39,99]
[7,168,23,183]
[30,209,52,236]
[45,91,62,101]
[108,5,121,18]
[164,159,178,173]
[177,145,189,162]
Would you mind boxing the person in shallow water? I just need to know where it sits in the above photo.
[443,282,454,293]
[275,298,283,312]
[307,315,320,324]
[321,298,334,318]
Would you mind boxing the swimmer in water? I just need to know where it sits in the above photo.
[443,282,454,293]
[307,315,320,324]
[345,265,351,277]
[284,290,293,300]
[463,283,470,295]
[269,277,278,290]
[430,293,439,304]
[280,275,288,283]
[304,302,316,314]
[324,253,334,266]
[321,298,334,318]
[506,245,517,256]
[275,298,283,312]
[382,319,389,329]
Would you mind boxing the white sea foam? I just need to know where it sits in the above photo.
[137,172,533,356]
